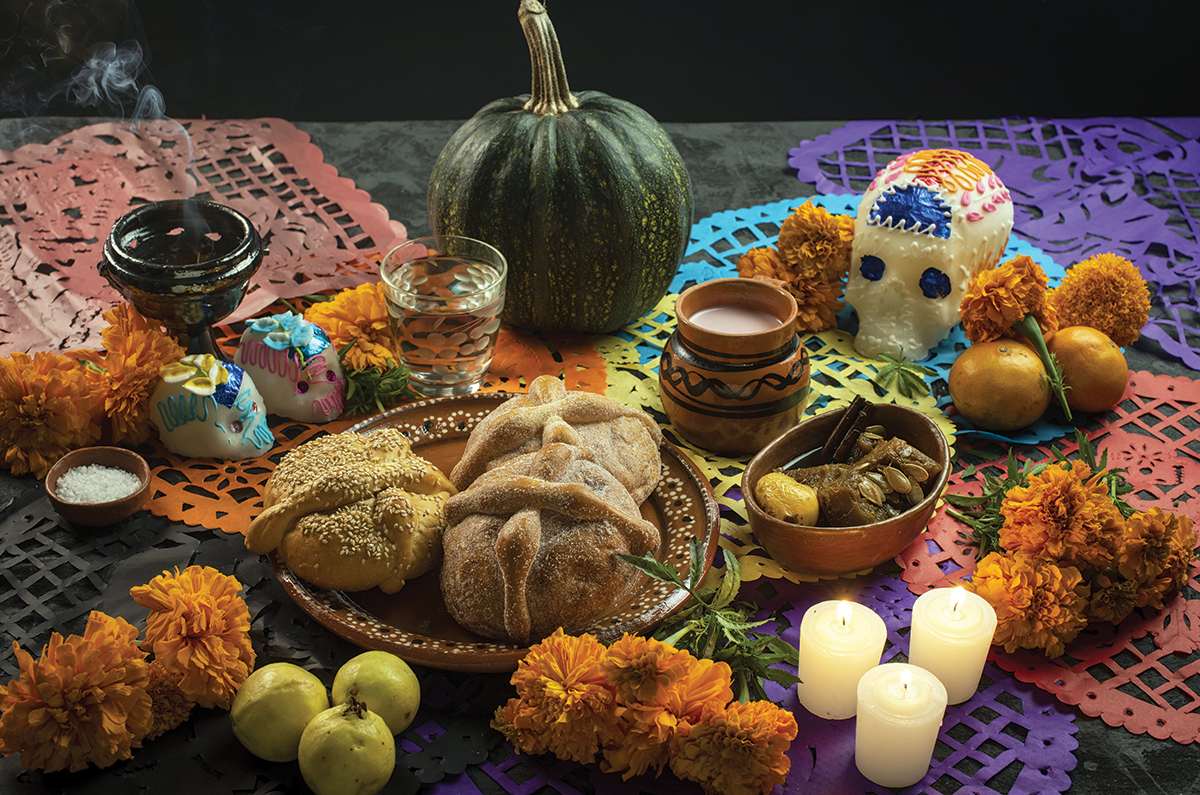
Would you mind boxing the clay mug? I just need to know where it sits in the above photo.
[659,278,810,456]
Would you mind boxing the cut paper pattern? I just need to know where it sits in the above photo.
[788,118,1200,370]
[897,370,1200,743]
[475,574,1079,794]
[0,118,404,353]
[142,312,608,532]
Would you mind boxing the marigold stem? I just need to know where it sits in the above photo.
[1015,313,1073,422]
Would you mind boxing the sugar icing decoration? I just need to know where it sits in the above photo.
[868,184,953,239]
[153,356,273,458]
[248,312,331,357]
[160,354,232,399]
[236,311,345,422]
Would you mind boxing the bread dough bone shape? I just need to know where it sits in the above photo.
[441,441,661,643]
[245,428,455,554]
[450,375,663,502]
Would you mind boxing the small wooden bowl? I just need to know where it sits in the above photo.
[45,447,151,527]
[742,405,951,576]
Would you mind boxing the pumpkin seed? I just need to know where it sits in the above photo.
[882,466,912,494]
[859,478,886,506]
[907,480,925,506]
[865,471,889,489]
[900,462,930,483]
[864,425,886,436]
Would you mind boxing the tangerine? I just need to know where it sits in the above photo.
[949,340,1050,431]
[1048,326,1128,413]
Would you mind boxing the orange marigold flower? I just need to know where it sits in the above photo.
[98,303,185,445]
[0,351,104,478]
[304,282,398,371]
[601,702,678,780]
[661,656,734,725]
[1120,509,1196,609]
[669,700,798,795]
[145,661,195,740]
[968,552,1090,658]
[787,276,843,334]
[738,238,845,333]
[1087,572,1138,625]
[130,566,255,709]
[602,633,691,705]
[736,247,788,282]
[999,460,1124,571]
[960,255,1058,343]
[492,629,617,764]
[741,271,841,334]
[1050,253,1150,347]
[0,611,151,772]
[777,201,854,282]
[599,646,730,780]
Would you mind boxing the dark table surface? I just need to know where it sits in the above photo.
[0,117,1192,794]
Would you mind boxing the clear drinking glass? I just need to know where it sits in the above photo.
[380,235,507,396]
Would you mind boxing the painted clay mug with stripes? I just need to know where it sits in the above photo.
[659,278,810,456]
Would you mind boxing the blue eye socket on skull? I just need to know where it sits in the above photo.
[919,267,952,299]
[859,255,885,281]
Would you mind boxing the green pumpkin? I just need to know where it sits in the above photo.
[427,0,693,333]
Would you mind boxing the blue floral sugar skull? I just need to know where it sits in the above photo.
[236,311,345,422]
[846,149,1013,359]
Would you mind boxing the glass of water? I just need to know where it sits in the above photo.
[380,235,507,396]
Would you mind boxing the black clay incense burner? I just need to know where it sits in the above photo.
[100,199,263,356]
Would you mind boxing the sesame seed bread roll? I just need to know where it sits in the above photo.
[246,428,455,593]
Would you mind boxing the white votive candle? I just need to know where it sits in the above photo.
[909,586,998,704]
[797,600,887,719]
[856,663,948,788]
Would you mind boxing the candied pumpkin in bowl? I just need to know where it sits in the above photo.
[742,403,950,576]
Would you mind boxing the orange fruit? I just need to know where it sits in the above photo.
[949,340,1050,431]
[1048,326,1128,413]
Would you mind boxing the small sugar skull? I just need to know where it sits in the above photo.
[152,355,274,459]
[847,149,1013,359]
[235,311,345,422]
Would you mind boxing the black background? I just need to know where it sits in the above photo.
[1,0,1197,122]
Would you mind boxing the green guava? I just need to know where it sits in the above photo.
[332,650,421,734]
[230,662,329,762]
[299,699,396,795]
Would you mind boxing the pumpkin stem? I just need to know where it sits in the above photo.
[518,0,579,116]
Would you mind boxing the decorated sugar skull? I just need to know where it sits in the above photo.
[235,312,345,422]
[151,354,274,459]
[847,149,1013,359]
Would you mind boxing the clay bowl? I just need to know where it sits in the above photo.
[45,447,152,527]
[742,405,951,576]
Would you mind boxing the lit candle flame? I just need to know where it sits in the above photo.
[951,586,967,613]
[836,600,853,627]
[900,668,912,697]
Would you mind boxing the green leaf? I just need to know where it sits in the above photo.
[944,493,989,507]
[686,536,704,590]
[763,666,801,686]
[710,553,741,610]
[630,550,793,703]
[617,553,683,587]
[735,674,752,704]
[873,354,934,399]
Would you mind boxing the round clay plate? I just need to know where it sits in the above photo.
[271,392,721,672]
